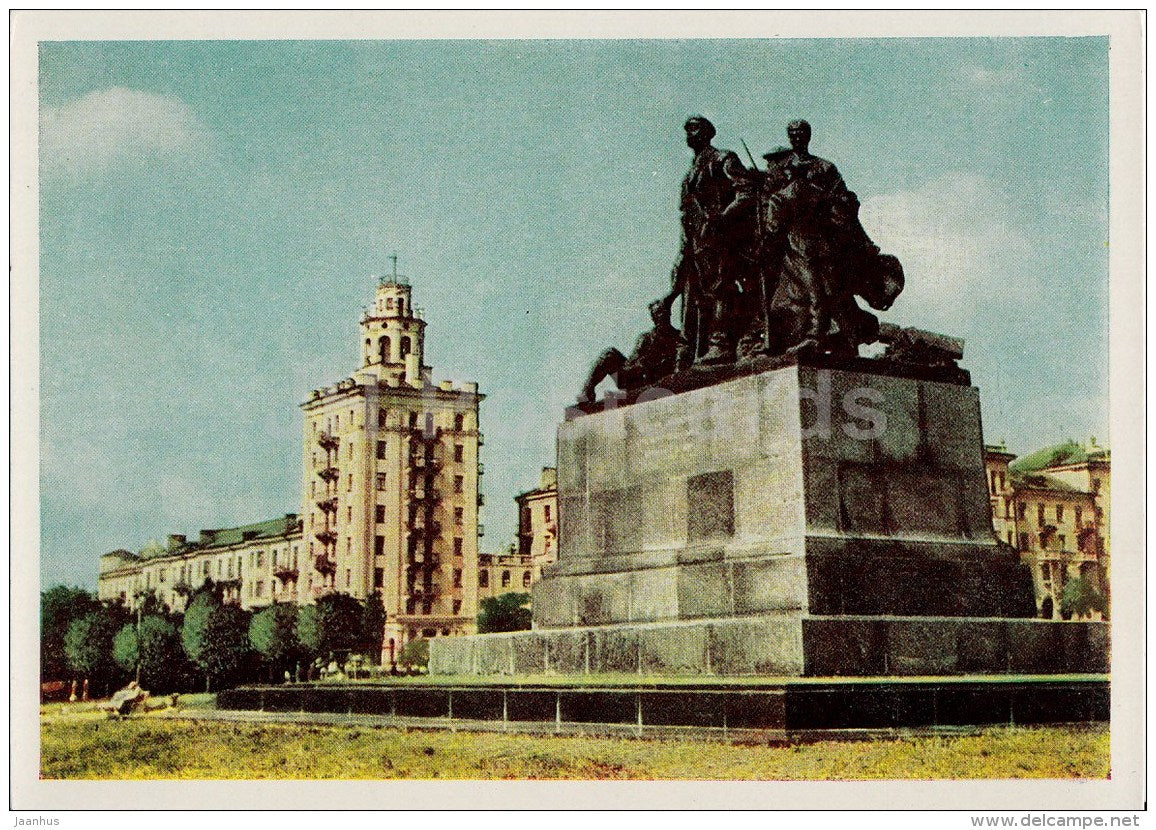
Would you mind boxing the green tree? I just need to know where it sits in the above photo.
[477,592,532,633]
[181,591,218,672]
[295,593,364,660]
[249,603,300,680]
[397,637,429,669]
[112,623,139,675]
[41,585,99,682]
[64,609,122,695]
[200,604,253,688]
[360,592,386,659]
[295,603,321,662]
[1061,576,1108,620]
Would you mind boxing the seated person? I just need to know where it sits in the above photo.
[579,299,681,403]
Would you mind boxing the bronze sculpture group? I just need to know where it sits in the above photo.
[579,117,908,404]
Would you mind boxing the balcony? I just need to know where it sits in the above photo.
[274,565,298,580]
[409,454,443,472]
[317,432,340,451]
[315,529,338,545]
[314,555,337,575]
[407,521,442,539]
[316,496,338,513]
[318,466,340,482]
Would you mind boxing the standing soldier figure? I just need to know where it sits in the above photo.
[665,116,756,368]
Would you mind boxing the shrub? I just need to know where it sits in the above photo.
[477,592,532,633]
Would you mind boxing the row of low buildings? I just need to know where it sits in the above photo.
[97,274,1109,660]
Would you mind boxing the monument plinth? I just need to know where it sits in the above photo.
[430,360,1107,678]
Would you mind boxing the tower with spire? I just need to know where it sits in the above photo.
[299,259,484,657]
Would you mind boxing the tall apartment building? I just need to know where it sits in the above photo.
[515,467,558,581]
[299,274,484,654]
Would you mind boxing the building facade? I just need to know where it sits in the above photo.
[477,546,534,600]
[97,515,304,613]
[97,274,484,660]
[515,467,558,582]
[983,440,1110,619]
[299,274,484,653]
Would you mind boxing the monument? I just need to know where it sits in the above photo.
[430,118,1109,683]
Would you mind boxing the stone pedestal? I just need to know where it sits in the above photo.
[431,360,1107,678]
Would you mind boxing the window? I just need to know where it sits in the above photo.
[501,571,511,588]
[346,506,352,523]
[544,505,551,523]
[159,569,166,583]
[1091,478,1101,494]
[999,472,1006,490]
[379,336,391,363]
[989,471,996,495]
[454,413,464,431]
[335,415,340,429]
[1056,504,1064,523]
[345,569,351,588]
[1058,534,1066,550]
[203,561,210,577]
[1075,506,1083,525]
[256,551,264,567]
[377,440,387,460]
[1019,533,1029,549]
[376,473,387,491]
[1007,531,1014,546]
[255,581,264,597]
[409,411,418,428]
[454,444,464,462]
[454,475,464,494]
[397,298,405,316]
[1037,504,1046,526]
[453,600,462,614]
[453,537,463,556]
[479,571,489,588]
[375,535,385,557]
[378,410,388,429]
[375,505,385,523]
[523,572,532,588]
[400,336,412,358]
[1017,503,1027,520]
[454,507,464,525]
[422,600,433,616]
[374,567,384,589]
[453,569,462,588]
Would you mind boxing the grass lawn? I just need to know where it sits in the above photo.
[40,707,1108,780]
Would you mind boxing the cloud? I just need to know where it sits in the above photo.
[859,172,1036,333]
[40,87,209,179]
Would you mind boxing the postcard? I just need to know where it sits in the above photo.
[10,10,1145,815]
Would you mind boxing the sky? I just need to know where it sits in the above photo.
[37,37,1109,590]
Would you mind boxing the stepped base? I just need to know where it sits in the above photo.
[216,676,1109,740]
[428,615,1108,678]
